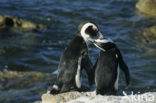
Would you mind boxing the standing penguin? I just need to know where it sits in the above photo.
[48,22,103,94]
[93,38,130,95]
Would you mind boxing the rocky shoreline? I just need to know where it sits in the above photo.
[41,91,156,103]
[0,71,54,103]
[136,0,156,17]
[0,15,46,32]
[137,26,156,43]
[135,0,156,43]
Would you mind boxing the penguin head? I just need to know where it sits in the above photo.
[78,22,103,43]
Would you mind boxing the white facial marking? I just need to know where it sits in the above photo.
[114,64,120,90]
[80,23,97,42]
[75,56,82,88]
[94,38,113,43]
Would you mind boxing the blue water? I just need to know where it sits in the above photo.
[0,0,156,102]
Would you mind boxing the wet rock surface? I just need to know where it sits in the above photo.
[136,0,156,17]
[42,92,84,103]
[42,92,83,103]
[42,91,156,103]
[0,15,46,31]
[138,26,156,42]
[0,71,54,103]
[0,71,50,89]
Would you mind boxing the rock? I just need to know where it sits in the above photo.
[33,100,42,103]
[42,92,83,103]
[136,0,156,17]
[0,71,53,90]
[42,94,57,103]
[138,26,156,42]
[0,71,54,103]
[0,15,46,31]
[42,91,156,103]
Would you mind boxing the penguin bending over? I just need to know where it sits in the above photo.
[93,38,130,95]
[48,22,103,94]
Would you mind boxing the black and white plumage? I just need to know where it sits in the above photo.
[48,22,103,94]
[93,39,130,95]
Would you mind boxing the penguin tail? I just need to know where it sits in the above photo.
[47,83,60,94]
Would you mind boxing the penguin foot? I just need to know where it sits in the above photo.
[47,84,60,94]
[96,89,117,95]
[78,86,90,92]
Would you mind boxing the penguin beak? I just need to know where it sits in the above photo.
[97,31,104,39]
[93,39,105,52]
[93,38,113,51]
[93,39,103,47]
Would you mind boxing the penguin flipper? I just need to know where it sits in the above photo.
[81,55,94,86]
[117,49,130,86]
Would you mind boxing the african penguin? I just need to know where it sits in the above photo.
[93,38,130,95]
[47,22,104,94]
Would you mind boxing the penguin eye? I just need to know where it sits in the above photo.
[94,29,98,33]
[92,27,98,33]
[85,26,98,36]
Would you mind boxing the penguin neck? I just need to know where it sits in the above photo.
[84,40,90,48]
[78,33,90,48]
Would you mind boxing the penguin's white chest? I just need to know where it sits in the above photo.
[75,56,82,88]
[114,64,120,90]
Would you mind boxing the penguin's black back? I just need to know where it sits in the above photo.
[57,35,87,90]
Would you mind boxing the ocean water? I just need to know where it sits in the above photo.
[0,0,156,103]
